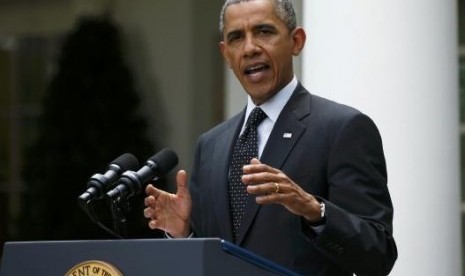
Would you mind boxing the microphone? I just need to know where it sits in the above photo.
[78,153,139,204]
[106,148,178,201]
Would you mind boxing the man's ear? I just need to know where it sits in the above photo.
[219,41,232,68]
[291,27,306,56]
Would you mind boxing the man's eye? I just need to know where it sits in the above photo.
[259,29,272,35]
[255,24,276,34]
[227,34,242,43]
[256,28,276,37]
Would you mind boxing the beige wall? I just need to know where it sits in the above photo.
[113,0,224,171]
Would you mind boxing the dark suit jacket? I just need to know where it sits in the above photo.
[189,84,397,275]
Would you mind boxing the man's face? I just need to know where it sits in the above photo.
[220,0,305,105]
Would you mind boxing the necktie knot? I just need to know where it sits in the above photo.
[246,107,267,129]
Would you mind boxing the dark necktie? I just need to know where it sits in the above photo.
[228,107,267,241]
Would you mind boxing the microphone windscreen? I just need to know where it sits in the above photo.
[111,153,139,171]
[149,148,178,174]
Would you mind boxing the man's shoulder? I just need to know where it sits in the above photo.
[199,112,242,140]
[310,93,362,117]
[289,89,381,137]
[305,93,381,137]
[289,84,363,120]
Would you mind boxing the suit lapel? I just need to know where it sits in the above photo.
[212,111,245,241]
[236,85,312,245]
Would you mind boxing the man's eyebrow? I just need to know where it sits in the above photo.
[224,23,278,41]
[253,23,277,31]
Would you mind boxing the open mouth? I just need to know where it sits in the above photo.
[244,63,270,75]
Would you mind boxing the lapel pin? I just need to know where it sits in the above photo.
[283,133,292,139]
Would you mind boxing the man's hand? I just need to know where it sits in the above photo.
[143,170,192,238]
[243,159,322,223]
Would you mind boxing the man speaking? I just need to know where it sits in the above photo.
[144,0,397,275]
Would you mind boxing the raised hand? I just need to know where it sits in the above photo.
[243,158,322,223]
[143,170,192,238]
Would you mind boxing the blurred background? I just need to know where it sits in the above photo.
[0,0,226,254]
[0,0,463,275]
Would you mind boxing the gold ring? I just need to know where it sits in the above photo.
[273,182,280,194]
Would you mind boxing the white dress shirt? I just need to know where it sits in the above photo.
[241,75,298,158]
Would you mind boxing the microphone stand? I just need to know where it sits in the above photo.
[78,197,124,239]
[107,195,130,238]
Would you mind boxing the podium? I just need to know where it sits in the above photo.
[0,238,299,275]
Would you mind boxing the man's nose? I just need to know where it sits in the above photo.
[242,35,261,57]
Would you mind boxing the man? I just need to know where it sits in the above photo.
[144,0,397,275]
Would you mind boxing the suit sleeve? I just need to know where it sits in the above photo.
[307,113,397,276]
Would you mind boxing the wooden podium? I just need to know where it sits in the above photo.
[0,238,300,275]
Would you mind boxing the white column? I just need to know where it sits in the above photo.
[303,1,461,275]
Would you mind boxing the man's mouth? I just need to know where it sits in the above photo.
[244,63,270,75]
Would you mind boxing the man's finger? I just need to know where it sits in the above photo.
[243,159,280,174]
[176,170,189,197]
[143,207,153,218]
[250,158,261,164]
[145,183,158,195]
[148,219,159,230]
[144,195,155,207]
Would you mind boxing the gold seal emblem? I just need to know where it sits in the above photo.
[65,260,123,276]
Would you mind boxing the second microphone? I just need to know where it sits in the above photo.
[106,148,178,201]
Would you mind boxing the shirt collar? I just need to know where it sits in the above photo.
[245,75,298,123]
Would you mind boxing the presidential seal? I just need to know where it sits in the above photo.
[65,260,123,276]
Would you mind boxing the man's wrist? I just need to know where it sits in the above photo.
[319,202,326,219]
[165,231,193,239]
[305,201,326,226]
[172,221,192,238]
